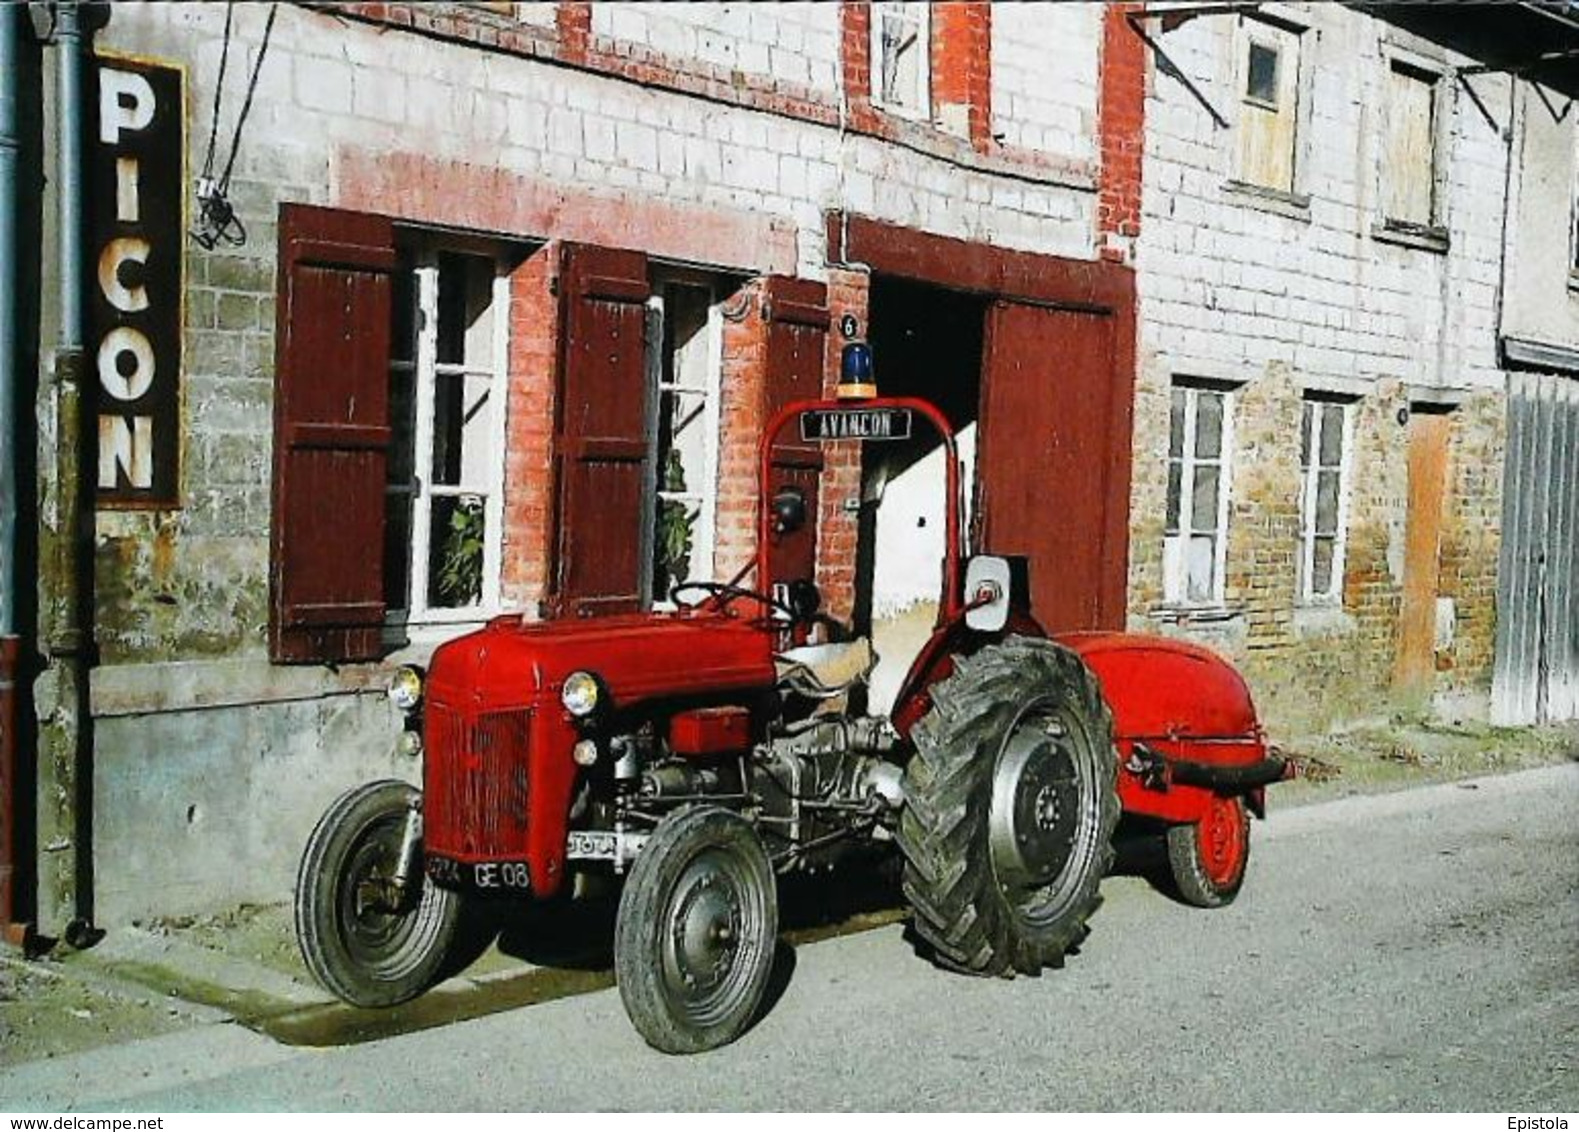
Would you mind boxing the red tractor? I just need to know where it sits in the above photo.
[295,352,1287,1054]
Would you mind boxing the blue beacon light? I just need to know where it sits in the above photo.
[838,341,877,400]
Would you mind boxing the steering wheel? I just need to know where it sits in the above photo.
[670,581,800,621]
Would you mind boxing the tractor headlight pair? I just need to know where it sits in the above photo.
[388,665,425,714]
[561,670,603,719]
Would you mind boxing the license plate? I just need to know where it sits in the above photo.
[426,855,531,892]
[471,861,532,890]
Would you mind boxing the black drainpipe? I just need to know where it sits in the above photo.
[38,0,96,947]
[0,0,26,947]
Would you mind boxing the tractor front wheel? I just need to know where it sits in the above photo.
[614,806,779,1054]
[898,636,1120,976]
[294,780,461,1008]
[1166,793,1250,908]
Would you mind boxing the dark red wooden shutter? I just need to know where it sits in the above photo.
[548,244,652,619]
[269,205,396,664]
[761,277,829,585]
[977,301,1130,632]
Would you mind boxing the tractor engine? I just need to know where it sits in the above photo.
[605,637,905,871]
[746,715,903,868]
[601,708,905,874]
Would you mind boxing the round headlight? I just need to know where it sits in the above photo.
[561,670,602,718]
[388,665,424,713]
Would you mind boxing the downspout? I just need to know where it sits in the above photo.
[0,0,26,945]
[39,0,95,946]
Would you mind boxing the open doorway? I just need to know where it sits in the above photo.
[858,277,988,713]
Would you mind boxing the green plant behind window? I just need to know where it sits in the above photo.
[438,495,485,607]
[655,448,696,598]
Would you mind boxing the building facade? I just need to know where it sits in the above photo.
[1,2,1571,939]
[10,1,1143,934]
[1494,70,1579,726]
[1128,3,1519,733]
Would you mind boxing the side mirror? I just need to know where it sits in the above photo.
[771,486,807,535]
[964,555,1013,633]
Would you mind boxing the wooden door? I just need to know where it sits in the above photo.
[977,301,1130,633]
[1394,409,1451,694]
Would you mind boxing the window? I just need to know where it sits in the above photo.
[1165,384,1234,605]
[871,1,930,119]
[1233,19,1301,194]
[385,250,507,628]
[1298,396,1354,604]
[1383,61,1440,228]
[646,280,723,605]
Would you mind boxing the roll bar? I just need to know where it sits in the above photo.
[755,396,967,623]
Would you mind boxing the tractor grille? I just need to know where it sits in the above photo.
[424,702,532,859]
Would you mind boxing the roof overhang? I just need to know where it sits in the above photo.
[1348,2,1579,97]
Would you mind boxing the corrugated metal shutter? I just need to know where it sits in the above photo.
[1493,372,1579,723]
[269,205,395,664]
[762,277,829,586]
[547,244,652,619]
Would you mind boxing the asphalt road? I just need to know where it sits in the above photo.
[6,764,1577,1112]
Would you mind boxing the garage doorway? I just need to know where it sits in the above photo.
[859,278,987,714]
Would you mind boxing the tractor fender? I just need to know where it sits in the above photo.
[1054,631,1262,742]
[889,609,1047,739]
[1054,632,1272,826]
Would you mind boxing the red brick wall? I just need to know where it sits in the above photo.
[336,150,797,280]
[1097,3,1145,258]
[840,2,877,133]
[501,245,560,613]
[816,269,871,623]
[715,280,768,581]
[932,2,993,148]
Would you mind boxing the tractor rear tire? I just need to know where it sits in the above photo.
[295,780,461,1008]
[897,636,1119,976]
[1166,793,1250,908]
[614,806,779,1054]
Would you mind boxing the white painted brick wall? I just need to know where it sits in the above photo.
[589,2,841,95]
[96,0,1100,504]
[514,3,557,30]
[1138,4,1512,394]
[990,2,1100,165]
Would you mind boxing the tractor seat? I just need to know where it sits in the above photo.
[775,637,877,697]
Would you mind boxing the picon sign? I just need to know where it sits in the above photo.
[89,55,183,508]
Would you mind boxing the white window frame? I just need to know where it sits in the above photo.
[645,277,724,609]
[1164,383,1236,607]
[870,1,930,121]
[1297,396,1356,606]
[386,252,509,632]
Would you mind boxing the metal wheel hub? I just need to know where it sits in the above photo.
[667,855,744,1000]
[339,829,417,966]
[989,718,1083,889]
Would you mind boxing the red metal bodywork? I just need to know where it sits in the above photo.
[423,610,776,896]
[422,394,1274,897]
[1058,632,1269,824]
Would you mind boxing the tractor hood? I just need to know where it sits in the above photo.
[425,609,779,716]
[1056,632,1261,741]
